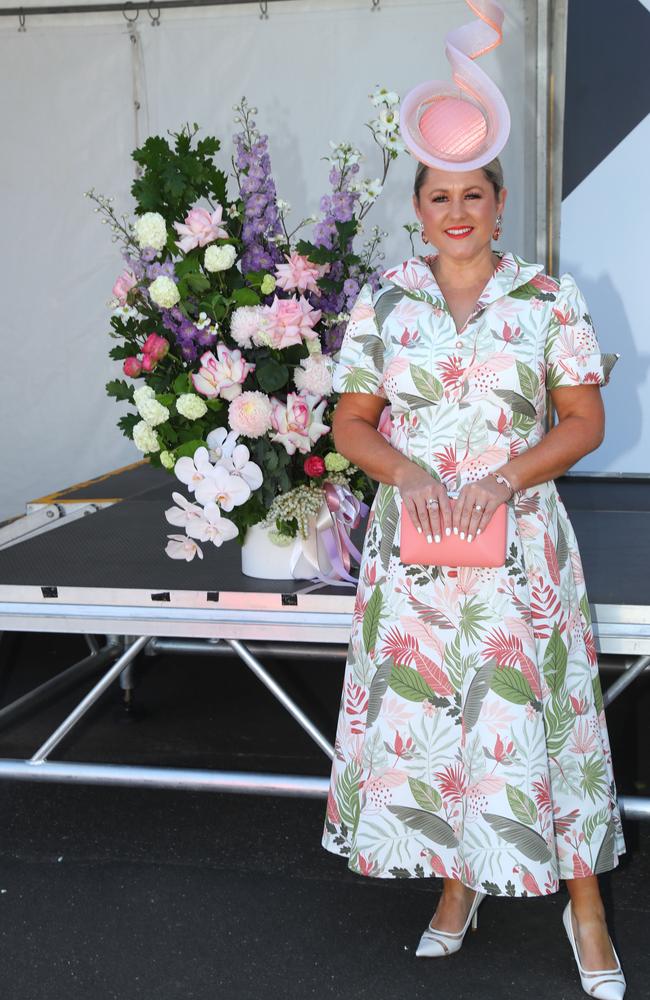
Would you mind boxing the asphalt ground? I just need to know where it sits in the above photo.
[0,631,648,1000]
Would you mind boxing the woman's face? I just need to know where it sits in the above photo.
[412,166,507,260]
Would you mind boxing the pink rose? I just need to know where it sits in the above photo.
[141,353,157,373]
[304,455,326,477]
[262,295,322,349]
[275,252,330,294]
[142,333,169,362]
[123,356,143,378]
[112,269,137,305]
[173,205,228,253]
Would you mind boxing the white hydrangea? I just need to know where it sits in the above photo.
[138,397,170,426]
[293,355,333,397]
[133,212,167,251]
[133,385,155,408]
[149,275,180,309]
[204,244,237,272]
[133,420,161,454]
[306,335,323,355]
[176,393,208,420]
[160,450,176,469]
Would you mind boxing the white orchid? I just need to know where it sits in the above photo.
[173,446,213,493]
[206,426,239,465]
[184,503,239,547]
[195,464,251,511]
[164,492,206,530]
[165,534,204,561]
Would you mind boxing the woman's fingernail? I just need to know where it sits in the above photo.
[460,531,465,540]
[453,527,458,535]
[417,526,422,534]
[445,527,451,536]
[477,528,482,535]
[434,534,441,543]
[426,533,432,544]
[467,533,473,543]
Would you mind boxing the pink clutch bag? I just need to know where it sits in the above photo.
[399,498,507,567]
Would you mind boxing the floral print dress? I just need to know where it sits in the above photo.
[321,250,625,897]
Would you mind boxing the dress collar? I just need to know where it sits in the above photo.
[380,250,546,310]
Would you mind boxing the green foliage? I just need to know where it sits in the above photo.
[131,125,228,223]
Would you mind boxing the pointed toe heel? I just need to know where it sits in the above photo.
[415,889,486,959]
[562,900,626,1000]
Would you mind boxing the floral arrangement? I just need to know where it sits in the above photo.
[86,90,406,561]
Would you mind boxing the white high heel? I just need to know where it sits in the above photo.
[562,900,626,999]
[415,889,486,958]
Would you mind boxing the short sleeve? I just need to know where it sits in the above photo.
[331,282,387,398]
[544,272,620,389]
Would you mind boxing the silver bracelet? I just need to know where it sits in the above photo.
[491,472,517,499]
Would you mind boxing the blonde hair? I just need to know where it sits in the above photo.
[413,157,504,201]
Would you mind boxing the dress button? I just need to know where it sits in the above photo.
[456,340,463,348]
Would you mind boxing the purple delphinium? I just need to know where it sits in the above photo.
[233,100,285,275]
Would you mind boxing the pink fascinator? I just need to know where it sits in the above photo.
[399,0,510,170]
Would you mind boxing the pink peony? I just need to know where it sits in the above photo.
[112,269,137,305]
[274,251,330,294]
[123,356,143,378]
[262,295,322,349]
[191,344,255,400]
[173,204,229,253]
[142,333,170,362]
[141,353,157,373]
[227,391,273,438]
[269,392,330,455]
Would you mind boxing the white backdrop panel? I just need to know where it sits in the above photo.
[559,113,650,474]
[0,0,534,522]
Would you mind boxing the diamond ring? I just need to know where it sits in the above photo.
[474,503,483,511]
[426,498,439,507]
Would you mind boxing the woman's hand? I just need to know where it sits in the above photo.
[396,463,452,543]
[452,474,514,541]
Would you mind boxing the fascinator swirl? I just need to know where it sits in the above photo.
[399,0,511,170]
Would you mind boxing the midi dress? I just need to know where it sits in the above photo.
[321,250,626,897]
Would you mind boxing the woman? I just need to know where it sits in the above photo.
[320,155,626,999]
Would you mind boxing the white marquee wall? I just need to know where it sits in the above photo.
[1,0,535,522]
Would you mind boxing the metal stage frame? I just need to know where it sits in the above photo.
[0,465,649,824]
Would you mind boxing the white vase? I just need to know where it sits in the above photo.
[240,520,317,580]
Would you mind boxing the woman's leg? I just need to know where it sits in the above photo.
[565,876,619,969]
[428,877,479,932]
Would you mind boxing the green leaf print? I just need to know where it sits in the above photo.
[463,660,497,732]
[340,367,381,394]
[544,693,575,756]
[396,391,442,410]
[556,515,569,570]
[506,783,538,826]
[365,657,393,729]
[494,389,537,419]
[410,364,444,403]
[388,805,458,848]
[593,817,617,874]
[337,761,362,837]
[543,624,568,696]
[459,596,491,644]
[512,411,536,439]
[579,593,592,628]
[509,281,554,301]
[516,360,540,401]
[458,410,489,458]
[482,814,552,862]
[490,665,536,706]
[362,586,383,658]
[355,332,385,371]
[583,807,609,845]
[592,674,604,716]
[580,752,608,804]
[388,664,434,702]
[378,493,399,572]
[408,776,443,813]
[444,633,463,692]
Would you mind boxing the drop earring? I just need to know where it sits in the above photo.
[420,223,429,245]
[492,214,503,241]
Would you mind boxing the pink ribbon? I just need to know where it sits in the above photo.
[289,481,368,587]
